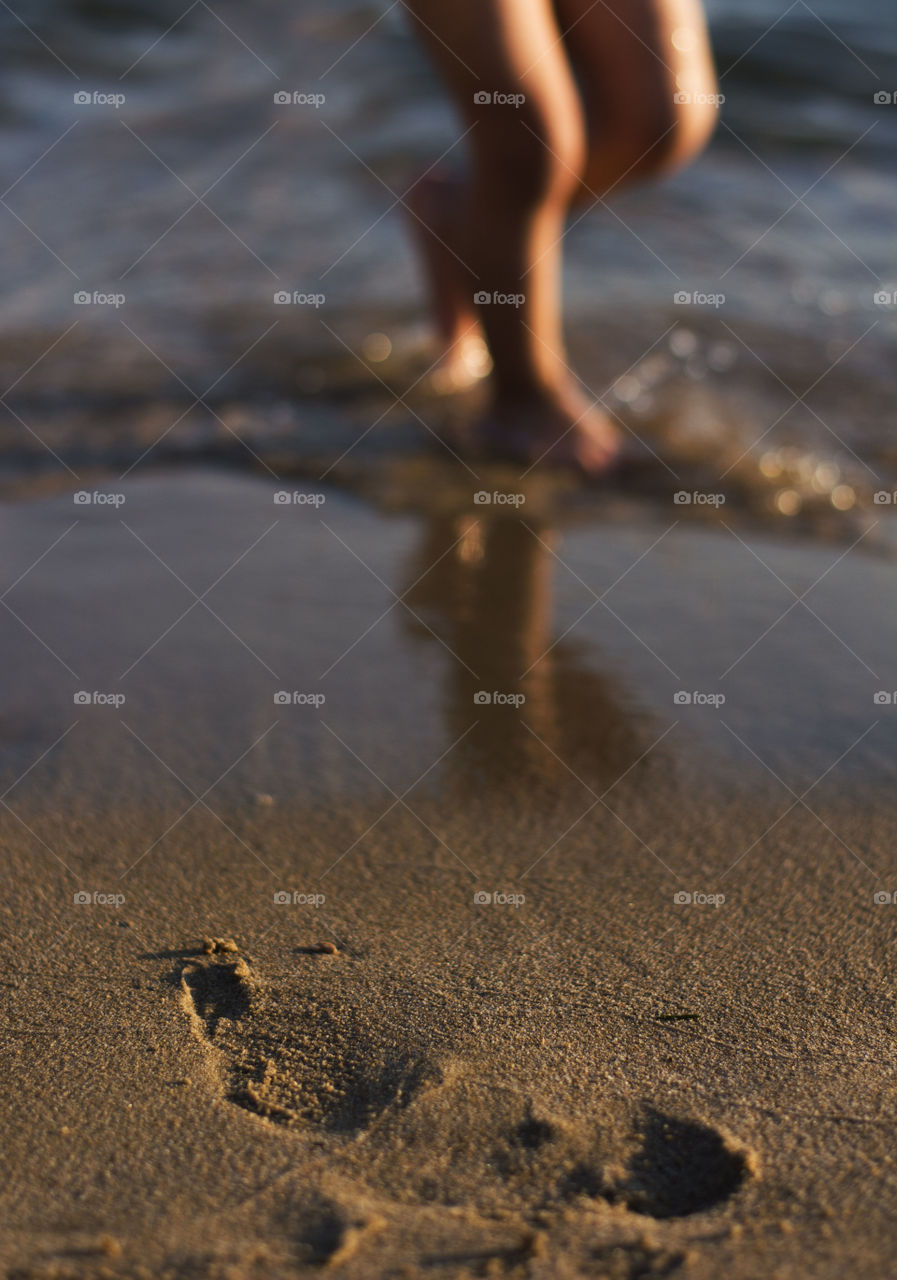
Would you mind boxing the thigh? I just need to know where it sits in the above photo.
[552,0,716,130]
[403,0,586,170]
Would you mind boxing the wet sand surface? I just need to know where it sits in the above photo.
[1,468,895,1278]
[1,0,895,1274]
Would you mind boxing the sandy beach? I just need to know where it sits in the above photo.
[0,468,895,1278]
[1,0,895,1273]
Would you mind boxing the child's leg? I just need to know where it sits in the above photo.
[404,168,491,393]
[554,0,718,197]
[404,0,619,473]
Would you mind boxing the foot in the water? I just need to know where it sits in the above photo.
[473,381,622,477]
[405,170,492,394]
[406,171,618,476]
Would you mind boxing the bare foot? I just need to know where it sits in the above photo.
[405,172,617,477]
[405,170,492,393]
[474,381,622,477]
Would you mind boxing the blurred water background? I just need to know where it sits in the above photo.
[0,0,894,523]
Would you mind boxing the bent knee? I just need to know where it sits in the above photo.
[580,78,719,194]
[656,85,720,175]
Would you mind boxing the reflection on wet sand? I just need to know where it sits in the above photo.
[400,508,654,796]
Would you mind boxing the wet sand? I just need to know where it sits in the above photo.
[1,467,895,1278]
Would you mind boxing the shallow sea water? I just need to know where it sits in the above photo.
[0,0,894,530]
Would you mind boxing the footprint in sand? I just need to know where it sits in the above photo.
[178,951,436,1132]
[366,1067,755,1218]
[175,949,755,1221]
